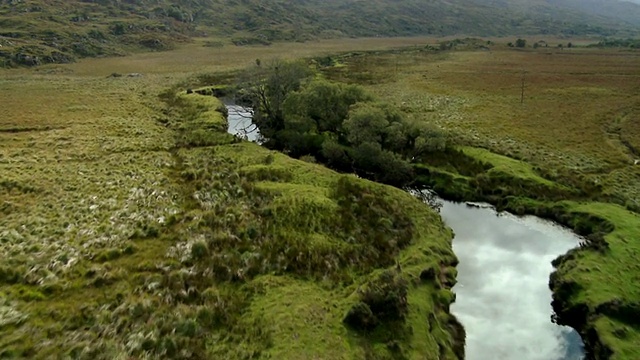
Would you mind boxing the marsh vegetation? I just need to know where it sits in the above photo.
[1,32,639,360]
[0,39,468,359]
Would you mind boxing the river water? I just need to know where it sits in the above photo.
[225,105,585,359]
[226,104,260,142]
[440,201,585,360]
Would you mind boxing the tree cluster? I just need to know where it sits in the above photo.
[237,60,446,187]
[508,38,527,48]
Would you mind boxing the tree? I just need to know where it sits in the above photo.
[235,66,445,187]
[382,121,408,154]
[342,102,412,151]
[351,142,414,186]
[321,139,352,171]
[237,59,312,145]
[282,79,371,134]
[343,103,390,146]
[515,38,527,48]
[393,120,447,161]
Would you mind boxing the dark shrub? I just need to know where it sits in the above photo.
[360,270,409,322]
[344,302,378,330]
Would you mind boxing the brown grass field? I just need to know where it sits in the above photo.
[332,45,640,206]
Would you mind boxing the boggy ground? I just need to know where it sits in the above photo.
[0,38,463,359]
[321,41,640,359]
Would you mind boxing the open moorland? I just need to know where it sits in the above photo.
[1,34,639,360]
[2,0,639,67]
[327,41,640,207]
[0,37,465,359]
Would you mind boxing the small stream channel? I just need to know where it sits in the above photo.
[225,105,585,359]
[226,104,260,142]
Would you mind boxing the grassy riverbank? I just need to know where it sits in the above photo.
[0,40,463,359]
[2,36,639,359]
[321,43,640,359]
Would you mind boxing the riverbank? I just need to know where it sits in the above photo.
[219,84,589,360]
[410,145,640,359]
[161,89,466,359]
[321,46,640,360]
[206,63,638,358]
[221,92,587,358]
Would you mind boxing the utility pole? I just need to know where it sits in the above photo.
[520,69,526,105]
[395,56,398,80]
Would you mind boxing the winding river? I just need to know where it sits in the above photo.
[441,201,585,360]
[225,105,585,359]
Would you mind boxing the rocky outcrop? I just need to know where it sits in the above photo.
[0,48,74,68]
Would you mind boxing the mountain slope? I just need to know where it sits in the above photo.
[1,0,639,67]
[547,0,640,26]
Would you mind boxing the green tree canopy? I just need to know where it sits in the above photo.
[236,64,448,187]
[282,79,372,134]
[343,103,390,146]
[237,59,312,142]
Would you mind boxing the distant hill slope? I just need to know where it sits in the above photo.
[547,0,640,27]
[1,0,639,66]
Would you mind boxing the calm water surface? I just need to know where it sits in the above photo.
[440,201,585,360]
[226,104,260,142]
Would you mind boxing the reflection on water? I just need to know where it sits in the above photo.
[440,201,585,360]
[226,104,260,142]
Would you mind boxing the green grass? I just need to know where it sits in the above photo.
[0,69,463,358]
[460,146,559,188]
[242,275,358,359]
[558,202,640,304]
[549,201,640,359]
[594,317,640,360]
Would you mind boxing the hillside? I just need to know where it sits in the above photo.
[2,0,640,67]
[547,0,640,27]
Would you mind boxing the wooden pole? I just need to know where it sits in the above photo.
[520,70,526,105]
